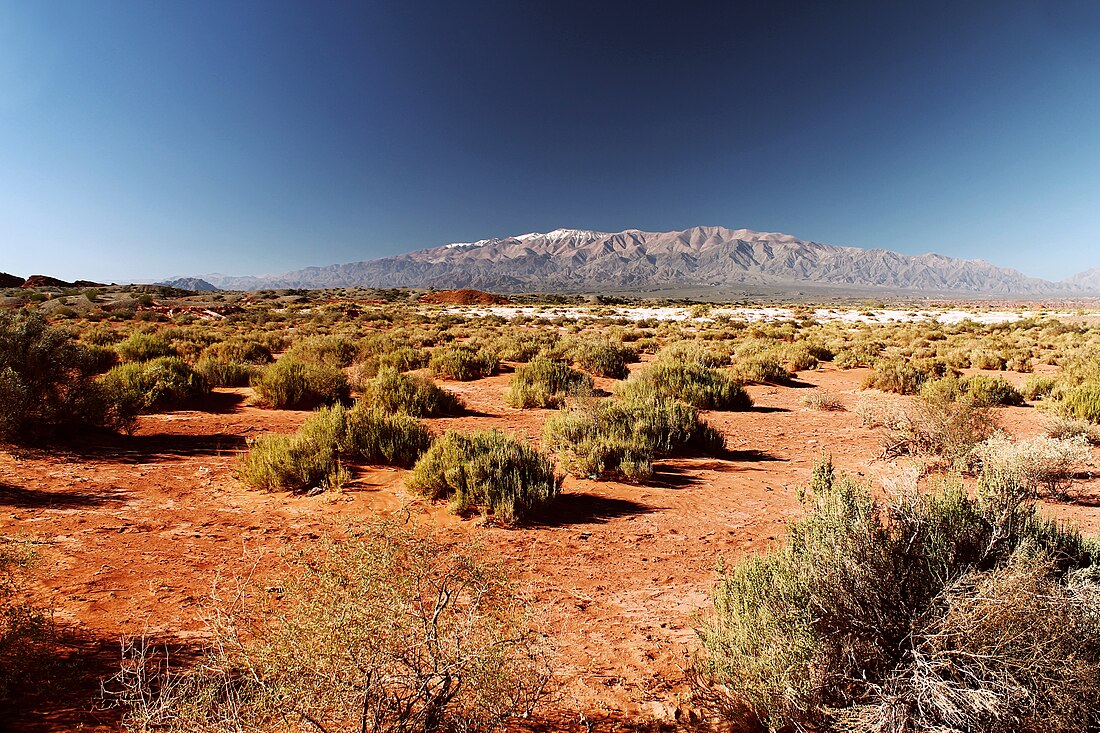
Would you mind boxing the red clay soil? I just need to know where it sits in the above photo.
[3,366,1099,731]
[418,289,511,305]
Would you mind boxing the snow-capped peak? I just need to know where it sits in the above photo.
[513,228,607,243]
[444,237,500,250]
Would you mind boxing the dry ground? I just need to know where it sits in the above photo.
[3,362,1099,731]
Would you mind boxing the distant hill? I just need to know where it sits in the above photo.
[195,226,1089,295]
[156,277,219,291]
[1066,268,1100,294]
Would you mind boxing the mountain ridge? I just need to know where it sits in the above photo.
[194,226,1098,295]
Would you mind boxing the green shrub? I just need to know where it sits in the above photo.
[115,332,176,362]
[99,357,209,416]
[200,338,273,364]
[863,358,953,395]
[357,368,464,417]
[406,430,560,522]
[961,374,1025,406]
[429,345,499,381]
[544,394,725,480]
[617,362,751,411]
[1056,383,1100,423]
[284,336,360,367]
[350,346,429,380]
[655,342,729,368]
[567,338,636,379]
[1023,374,1057,400]
[693,456,1100,732]
[505,358,593,408]
[728,356,793,385]
[0,312,123,441]
[193,356,258,387]
[239,403,429,492]
[252,358,350,409]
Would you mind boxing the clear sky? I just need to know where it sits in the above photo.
[2,0,1099,283]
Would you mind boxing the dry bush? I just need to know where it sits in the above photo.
[1,540,51,702]
[728,356,793,386]
[862,358,954,395]
[857,392,999,465]
[505,357,592,408]
[349,345,430,381]
[800,390,844,411]
[406,430,560,522]
[105,523,552,733]
[1045,415,1100,446]
[692,457,1100,732]
[970,432,1091,499]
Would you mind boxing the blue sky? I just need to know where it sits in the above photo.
[2,0,1099,283]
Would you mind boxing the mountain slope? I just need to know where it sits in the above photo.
[200,226,1075,295]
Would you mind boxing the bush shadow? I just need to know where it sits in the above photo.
[0,482,127,509]
[531,492,655,527]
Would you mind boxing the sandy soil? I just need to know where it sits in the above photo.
[3,365,1099,731]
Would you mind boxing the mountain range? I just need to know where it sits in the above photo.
[195,226,1099,295]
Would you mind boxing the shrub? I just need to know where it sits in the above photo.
[857,392,999,465]
[115,332,176,362]
[193,356,257,387]
[1056,383,1100,423]
[971,432,1091,499]
[1045,416,1100,446]
[429,345,499,381]
[99,357,209,417]
[1023,374,1056,400]
[200,338,272,364]
[358,368,464,417]
[799,390,844,411]
[283,335,360,367]
[106,523,551,733]
[961,374,1025,406]
[970,348,1007,370]
[728,356,793,385]
[350,345,430,381]
[406,430,560,522]
[655,342,729,368]
[252,358,350,409]
[505,357,593,408]
[692,456,1100,732]
[863,358,953,395]
[567,338,636,379]
[238,403,429,492]
[1,541,51,701]
[0,311,123,441]
[616,362,751,411]
[544,394,725,480]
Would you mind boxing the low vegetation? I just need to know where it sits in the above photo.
[406,430,560,522]
[251,358,350,409]
[505,357,592,408]
[617,361,751,410]
[429,344,499,381]
[107,523,551,733]
[357,367,464,416]
[693,456,1100,733]
[238,403,429,492]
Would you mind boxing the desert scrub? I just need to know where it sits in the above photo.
[349,345,429,381]
[193,355,258,387]
[692,456,1100,732]
[251,358,350,409]
[505,357,593,408]
[970,432,1091,499]
[1055,383,1100,423]
[1022,374,1056,400]
[856,391,999,465]
[565,337,636,379]
[429,344,499,381]
[0,312,131,441]
[114,331,176,362]
[406,430,560,522]
[544,394,725,480]
[199,337,273,364]
[239,403,428,492]
[862,358,954,395]
[99,357,209,416]
[357,367,464,416]
[799,389,844,411]
[921,374,1025,407]
[0,540,53,702]
[616,362,751,411]
[283,335,360,367]
[728,355,793,385]
[1046,416,1100,445]
[106,523,551,733]
[655,341,730,368]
